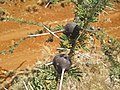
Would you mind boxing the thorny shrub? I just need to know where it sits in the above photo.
[0,0,120,90]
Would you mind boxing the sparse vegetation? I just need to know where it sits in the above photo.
[26,5,39,13]
[0,36,30,54]
[0,0,6,4]
[0,0,120,90]
[113,0,120,3]
[0,7,9,18]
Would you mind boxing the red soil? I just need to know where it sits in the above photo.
[0,1,120,73]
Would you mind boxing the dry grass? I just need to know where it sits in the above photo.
[0,48,119,90]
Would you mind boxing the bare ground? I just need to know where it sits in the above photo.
[0,1,120,90]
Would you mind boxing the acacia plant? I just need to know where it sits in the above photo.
[0,0,120,90]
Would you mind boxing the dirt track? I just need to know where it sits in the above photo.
[0,1,120,72]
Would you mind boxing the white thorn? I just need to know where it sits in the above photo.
[42,24,60,39]
[23,81,28,90]
[45,2,50,8]
[28,30,64,37]
[45,61,53,66]
[59,68,65,90]
[28,82,34,90]
[4,87,8,90]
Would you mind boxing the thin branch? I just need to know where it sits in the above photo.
[106,6,117,11]
[2,16,42,27]
[102,10,109,15]
[84,28,98,32]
